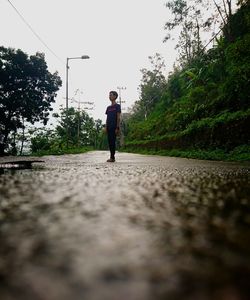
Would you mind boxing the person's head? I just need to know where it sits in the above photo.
[109,91,118,101]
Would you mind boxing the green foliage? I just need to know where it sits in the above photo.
[30,128,62,154]
[129,54,167,122]
[31,146,94,157]
[31,131,53,152]
[29,107,104,155]
[0,46,62,155]
[222,33,250,109]
[97,130,109,150]
[122,145,250,162]
[55,106,101,148]
[124,3,250,161]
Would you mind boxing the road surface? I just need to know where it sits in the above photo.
[0,151,250,300]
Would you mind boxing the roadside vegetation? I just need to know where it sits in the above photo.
[123,1,250,161]
[21,107,104,156]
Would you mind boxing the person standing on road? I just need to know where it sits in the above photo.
[105,91,121,162]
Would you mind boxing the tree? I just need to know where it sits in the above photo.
[210,0,234,42]
[55,107,96,147]
[30,127,57,153]
[0,46,62,155]
[123,55,167,141]
[164,0,239,64]
[138,53,167,119]
[94,119,103,148]
[164,0,205,64]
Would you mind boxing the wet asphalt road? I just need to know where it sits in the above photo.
[0,151,250,300]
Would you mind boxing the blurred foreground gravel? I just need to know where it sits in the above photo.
[0,151,250,300]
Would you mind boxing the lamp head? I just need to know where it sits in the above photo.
[81,55,90,59]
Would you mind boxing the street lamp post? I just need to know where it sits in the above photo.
[66,55,90,148]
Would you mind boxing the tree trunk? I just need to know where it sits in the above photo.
[20,117,25,156]
[196,18,201,53]
[0,130,9,156]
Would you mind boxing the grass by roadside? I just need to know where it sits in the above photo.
[30,146,94,157]
[121,145,250,162]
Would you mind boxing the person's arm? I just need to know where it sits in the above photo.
[105,116,108,133]
[104,107,108,133]
[116,112,121,134]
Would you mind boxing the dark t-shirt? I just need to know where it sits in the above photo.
[105,103,121,129]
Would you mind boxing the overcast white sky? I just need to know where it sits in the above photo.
[1,0,177,123]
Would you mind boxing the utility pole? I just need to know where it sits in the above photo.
[117,86,126,147]
[117,86,126,108]
[71,89,94,147]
